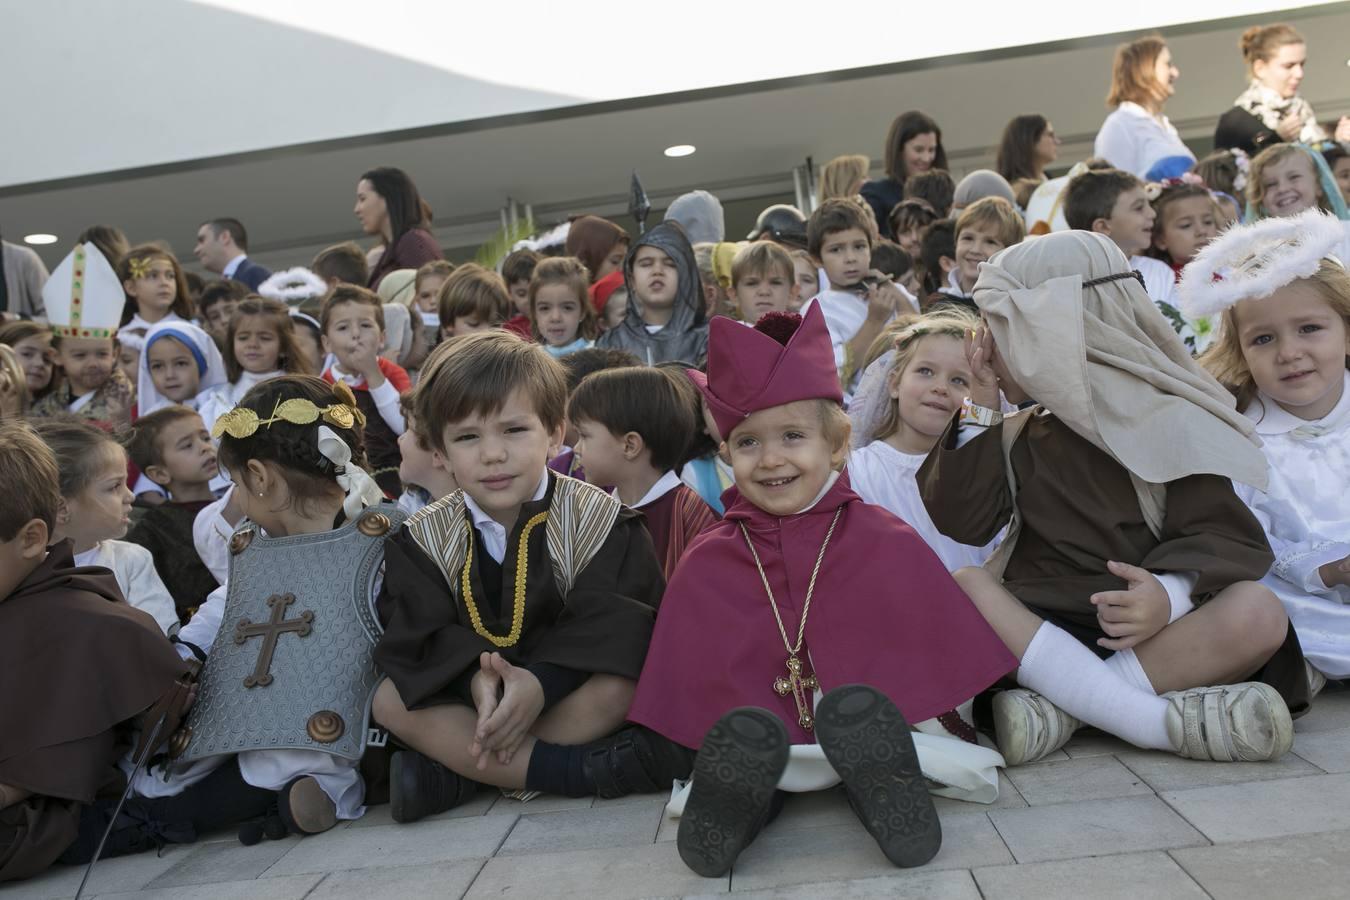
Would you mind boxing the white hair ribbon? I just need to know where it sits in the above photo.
[316,425,386,519]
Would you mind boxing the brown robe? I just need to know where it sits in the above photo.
[637,484,719,582]
[375,479,665,711]
[918,412,1308,712]
[0,541,189,882]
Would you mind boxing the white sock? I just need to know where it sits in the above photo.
[1105,648,1156,694]
[1017,623,1173,751]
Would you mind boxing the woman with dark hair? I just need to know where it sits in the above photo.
[860,111,947,239]
[996,115,1060,184]
[355,166,444,290]
[1093,36,1194,180]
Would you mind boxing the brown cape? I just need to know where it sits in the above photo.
[0,540,188,882]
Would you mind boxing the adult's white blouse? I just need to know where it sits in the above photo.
[1093,102,1195,179]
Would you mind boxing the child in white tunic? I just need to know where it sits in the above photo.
[848,307,998,571]
[1184,209,1350,681]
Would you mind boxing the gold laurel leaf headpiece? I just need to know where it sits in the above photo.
[211,392,366,440]
[127,257,153,280]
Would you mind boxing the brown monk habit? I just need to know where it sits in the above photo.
[0,540,189,882]
[918,412,1309,714]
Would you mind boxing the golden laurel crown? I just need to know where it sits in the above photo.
[211,383,367,440]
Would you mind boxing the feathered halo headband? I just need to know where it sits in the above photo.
[257,267,329,305]
[1178,208,1346,318]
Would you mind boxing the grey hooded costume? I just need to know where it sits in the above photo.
[596,222,709,366]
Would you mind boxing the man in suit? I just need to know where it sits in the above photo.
[193,218,271,290]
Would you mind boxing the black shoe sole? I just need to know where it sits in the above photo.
[278,776,338,835]
[677,707,789,878]
[816,685,941,868]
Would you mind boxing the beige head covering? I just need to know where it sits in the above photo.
[973,231,1268,492]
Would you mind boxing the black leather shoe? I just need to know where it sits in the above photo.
[583,726,696,799]
[677,707,789,877]
[389,750,477,824]
[815,684,941,868]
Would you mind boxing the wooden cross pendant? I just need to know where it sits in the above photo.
[773,654,819,731]
[234,593,315,688]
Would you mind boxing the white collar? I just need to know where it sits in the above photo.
[1248,371,1350,437]
[327,360,368,388]
[232,368,283,399]
[462,468,550,532]
[792,470,841,515]
[222,255,247,278]
[622,470,682,509]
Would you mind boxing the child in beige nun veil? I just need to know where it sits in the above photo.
[918,230,1309,766]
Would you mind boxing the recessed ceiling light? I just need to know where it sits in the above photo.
[23,233,57,245]
[663,145,696,158]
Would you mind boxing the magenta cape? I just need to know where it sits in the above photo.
[628,473,1017,748]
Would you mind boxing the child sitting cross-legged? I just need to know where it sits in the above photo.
[0,423,199,883]
[627,306,1017,877]
[320,285,413,496]
[372,331,667,823]
[568,366,718,580]
[125,406,223,624]
[919,230,1307,768]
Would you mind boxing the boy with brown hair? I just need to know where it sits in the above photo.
[568,367,718,579]
[1064,168,1177,312]
[319,284,413,496]
[730,241,799,323]
[125,405,221,622]
[372,331,667,822]
[0,422,197,882]
[312,241,371,290]
[500,249,541,339]
[197,279,249,345]
[937,197,1027,309]
[806,198,915,392]
[437,264,512,339]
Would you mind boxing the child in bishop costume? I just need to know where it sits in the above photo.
[1182,209,1350,686]
[626,306,1017,878]
[918,230,1308,769]
[28,243,135,430]
[372,331,666,824]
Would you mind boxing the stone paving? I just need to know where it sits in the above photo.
[17,686,1350,900]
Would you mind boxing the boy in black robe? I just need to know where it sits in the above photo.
[373,332,669,823]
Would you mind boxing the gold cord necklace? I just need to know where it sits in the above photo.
[739,506,843,731]
[460,511,549,647]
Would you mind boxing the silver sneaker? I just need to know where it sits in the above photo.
[1162,682,1294,762]
[992,689,1081,765]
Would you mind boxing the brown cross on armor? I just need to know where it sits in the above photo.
[233,593,315,688]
